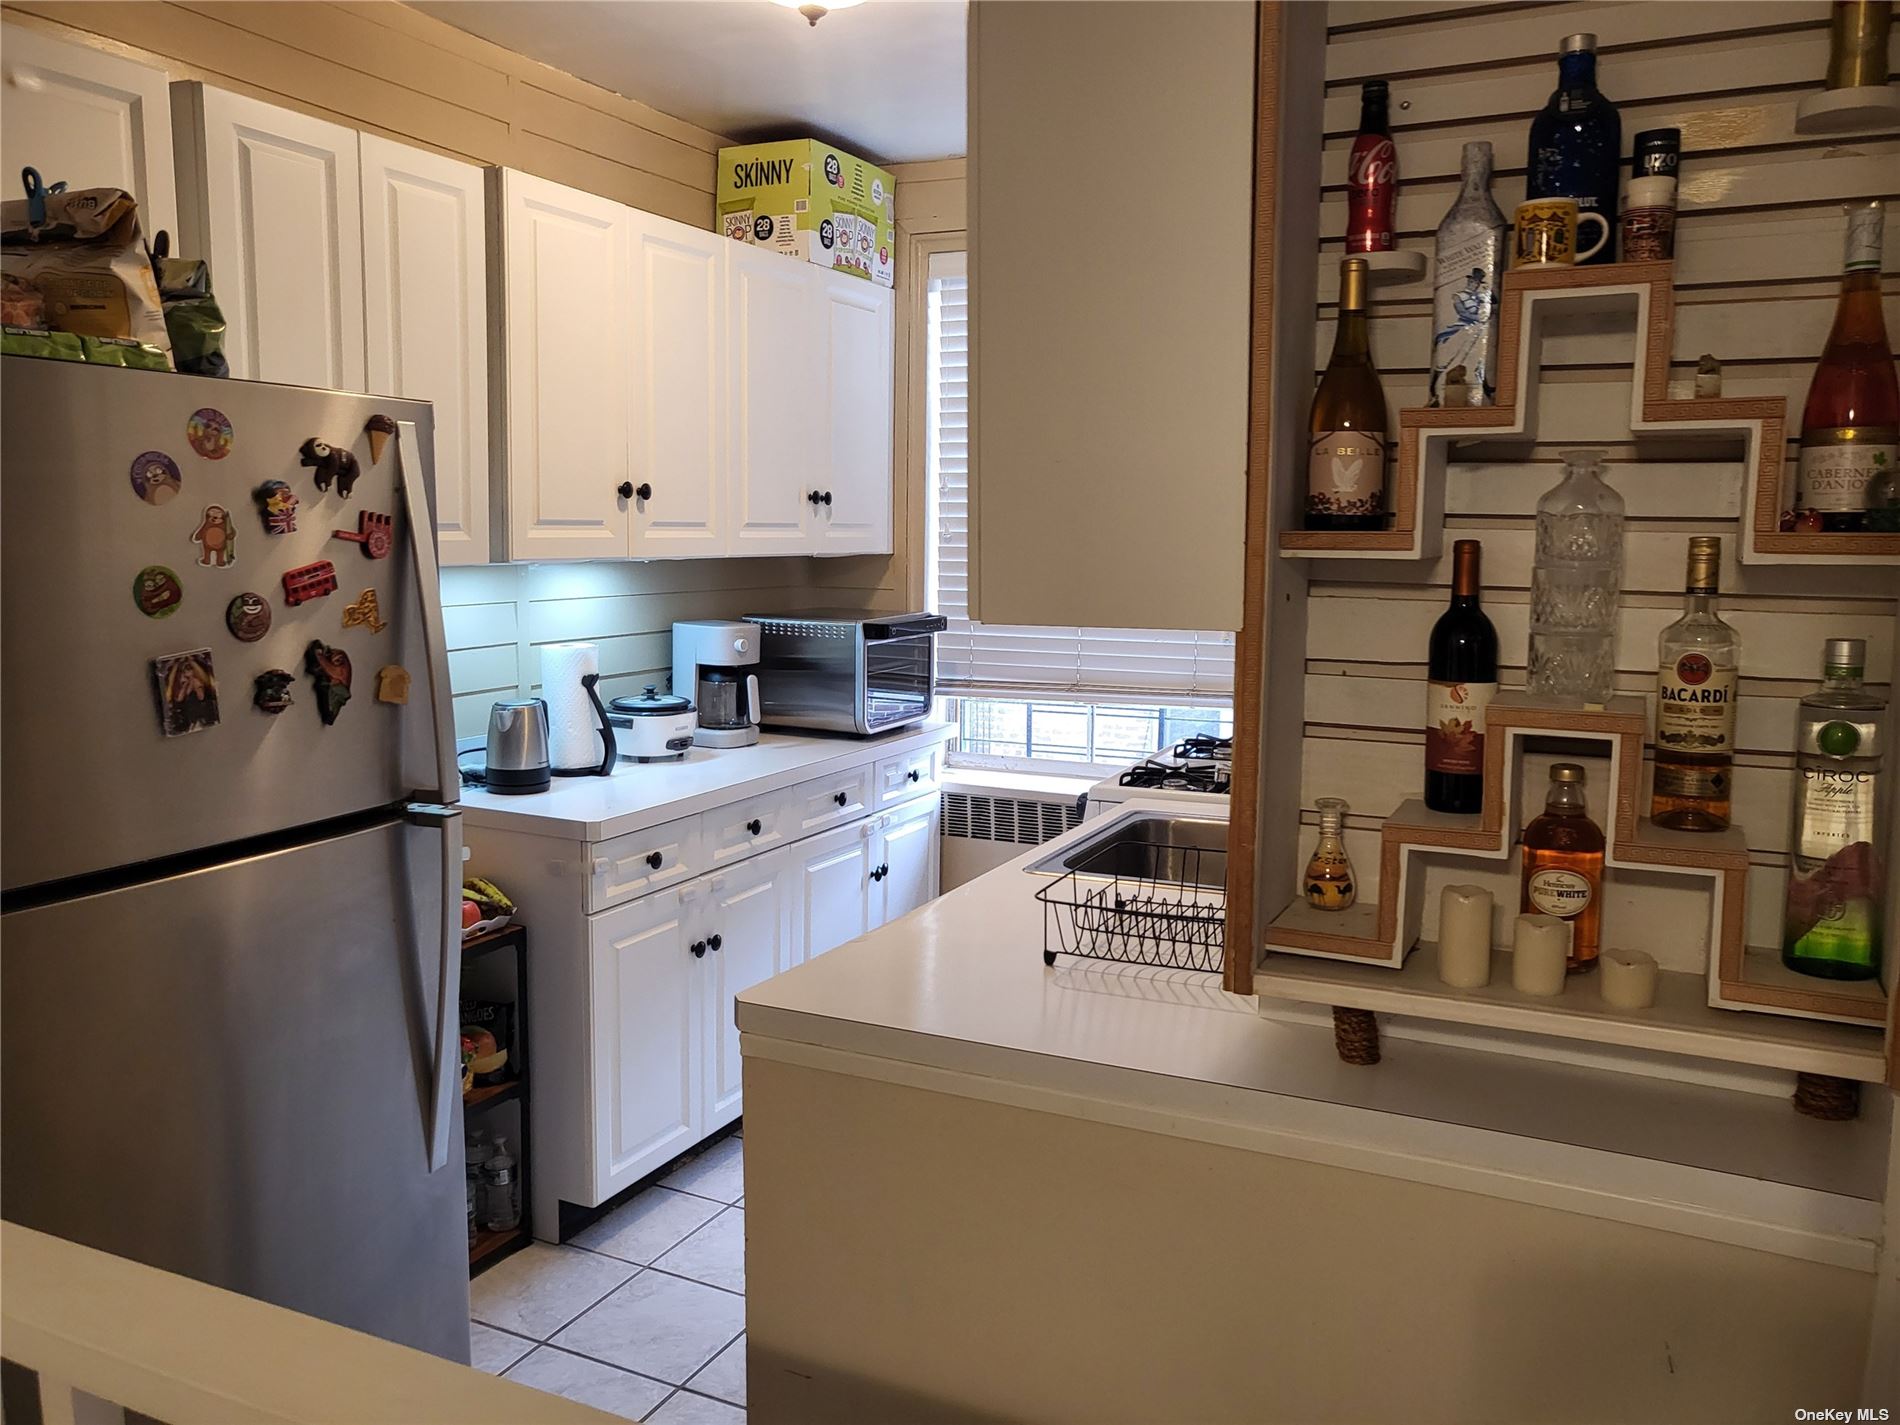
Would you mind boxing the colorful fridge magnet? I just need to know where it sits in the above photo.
[304,640,353,725]
[133,565,184,619]
[255,480,299,535]
[282,560,338,606]
[186,408,233,460]
[252,668,295,715]
[365,414,398,466]
[225,591,272,643]
[128,450,182,505]
[190,504,237,568]
[151,648,220,737]
[341,588,387,634]
[299,437,361,498]
[376,664,411,704]
[332,510,393,559]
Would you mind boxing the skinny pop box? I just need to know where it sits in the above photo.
[716,140,895,287]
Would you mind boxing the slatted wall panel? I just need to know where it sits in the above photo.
[441,562,895,742]
[1304,0,1899,949]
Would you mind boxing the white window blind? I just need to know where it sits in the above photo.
[926,253,1235,702]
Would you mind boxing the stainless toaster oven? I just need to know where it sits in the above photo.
[744,612,947,735]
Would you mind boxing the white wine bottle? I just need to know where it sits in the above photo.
[1305,257,1388,531]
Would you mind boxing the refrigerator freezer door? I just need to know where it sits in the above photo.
[1,814,471,1360]
[1,358,451,892]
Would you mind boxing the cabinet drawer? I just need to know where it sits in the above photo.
[790,763,874,837]
[589,814,703,911]
[875,743,942,808]
[705,788,796,868]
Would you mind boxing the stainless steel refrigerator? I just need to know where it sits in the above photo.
[1,357,471,1361]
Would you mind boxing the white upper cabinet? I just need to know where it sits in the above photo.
[497,168,632,561]
[0,24,177,241]
[172,84,364,391]
[726,241,818,557]
[359,136,489,566]
[627,210,727,558]
[814,272,895,555]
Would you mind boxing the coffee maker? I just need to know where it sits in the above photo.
[672,620,761,748]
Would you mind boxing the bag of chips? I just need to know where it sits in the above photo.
[150,229,228,378]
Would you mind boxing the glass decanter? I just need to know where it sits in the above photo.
[1304,797,1357,911]
[1527,449,1625,706]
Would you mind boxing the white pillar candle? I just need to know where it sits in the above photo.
[1599,947,1659,1010]
[1437,884,1494,989]
[1511,913,1569,997]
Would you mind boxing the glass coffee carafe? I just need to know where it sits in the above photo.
[697,667,750,732]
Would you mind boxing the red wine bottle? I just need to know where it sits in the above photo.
[1425,540,1498,815]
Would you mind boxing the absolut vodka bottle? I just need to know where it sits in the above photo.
[1429,142,1506,407]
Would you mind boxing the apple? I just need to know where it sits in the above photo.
[462,899,482,930]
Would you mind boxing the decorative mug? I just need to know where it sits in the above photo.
[1511,198,1610,268]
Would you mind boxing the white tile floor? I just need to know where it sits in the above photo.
[471,1131,748,1422]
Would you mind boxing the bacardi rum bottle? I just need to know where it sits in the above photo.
[1796,202,1898,532]
[1346,80,1396,254]
[1651,537,1740,831]
[1429,142,1507,407]
[1521,763,1605,972]
[1783,638,1886,981]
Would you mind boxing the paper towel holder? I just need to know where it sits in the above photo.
[551,672,617,778]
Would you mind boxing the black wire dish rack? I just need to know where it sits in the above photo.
[1037,838,1228,974]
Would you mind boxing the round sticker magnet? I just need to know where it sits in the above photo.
[226,592,272,643]
[133,565,184,619]
[129,451,183,505]
[186,408,234,460]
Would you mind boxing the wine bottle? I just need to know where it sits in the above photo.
[1425,540,1499,815]
[1305,258,1388,531]
[1429,141,1507,407]
[1346,79,1396,254]
[1526,33,1621,266]
[1796,202,1899,533]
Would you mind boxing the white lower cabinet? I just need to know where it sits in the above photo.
[795,822,876,963]
[589,886,702,1199]
[874,796,941,925]
[702,849,797,1127]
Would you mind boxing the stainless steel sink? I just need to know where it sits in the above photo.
[1026,812,1228,887]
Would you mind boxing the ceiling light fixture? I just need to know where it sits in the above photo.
[771,0,864,26]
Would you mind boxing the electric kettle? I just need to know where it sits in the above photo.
[475,699,552,794]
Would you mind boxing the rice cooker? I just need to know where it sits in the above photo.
[606,685,697,762]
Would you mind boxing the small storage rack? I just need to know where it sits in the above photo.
[1038,841,1228,974]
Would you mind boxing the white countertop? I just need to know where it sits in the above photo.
[739,799,1891,1267]
[458,722,954,840]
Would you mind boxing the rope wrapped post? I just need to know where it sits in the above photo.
[1332,1006,1381,1066]
[1792,1072,1859,1121]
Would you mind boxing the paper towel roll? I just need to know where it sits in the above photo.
[543,642,603,772]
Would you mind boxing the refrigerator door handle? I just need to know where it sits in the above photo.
[395,420,458,802]
[408,803,464,1173]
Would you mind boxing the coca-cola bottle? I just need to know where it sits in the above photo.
[1347,79,1396,254]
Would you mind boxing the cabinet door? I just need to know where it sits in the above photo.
[173,84,363,390]
[814,274,895,554]
[628,211,727,557]
[703,850,794,1126]
[499,170,632,561]
[727,243,816,556]
[794,823,874,963]
[873,795,940,928]
[590,887,701,1198]
[1,24,177,241]
[360,135,489,565]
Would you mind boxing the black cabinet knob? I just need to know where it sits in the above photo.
[617,481,635,499]
[870,864,889,882]
[690,940,707,958]
[824,490,833,505]
[646,851,664,870]
[808,489,827,506]
[747,818,763,836]
[833,791,848,807]
[708,933,723,952]
[636,482,653,501]
[907,769,921,783]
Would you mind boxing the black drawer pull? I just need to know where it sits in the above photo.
[646,851,664,870]
[747,818,763,836]
[690,940,707,959]
[833,791,848,807]
[708,933,723,952]
[907,769,921,783]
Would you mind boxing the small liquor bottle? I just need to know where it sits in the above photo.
[1783,638,1887,981]
[1304,258,1388,530]
[1303,797,1357,911]
[1520,763,1605,972]
[1526,33,1621,266]
[1652,536,1740,831]
[1796,202,1899,532]
[1425,540,1499,815]
[1346,80,1396,254]
[1429,142,1507,407]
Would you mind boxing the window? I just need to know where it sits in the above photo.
[925,251,1235,774]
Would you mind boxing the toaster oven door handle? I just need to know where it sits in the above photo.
[863,614,948,640]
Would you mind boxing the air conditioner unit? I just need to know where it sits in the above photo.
[939,784,1085,890]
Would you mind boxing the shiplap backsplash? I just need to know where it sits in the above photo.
[441,561,895,742]
[1302,0,1900,950]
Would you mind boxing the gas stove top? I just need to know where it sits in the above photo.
[1116,752,1232,796]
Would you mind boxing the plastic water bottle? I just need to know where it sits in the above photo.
[1528,450,1624,705]
[482,1136,520,1233]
